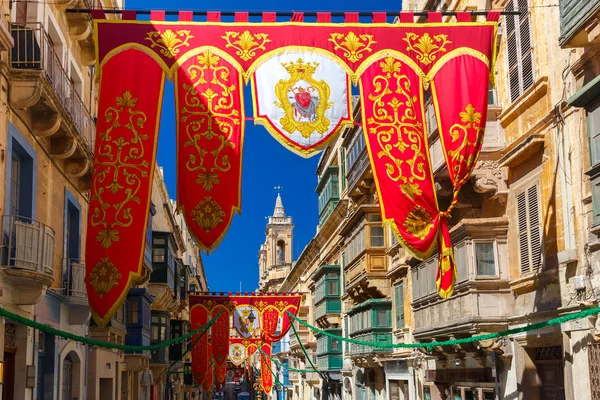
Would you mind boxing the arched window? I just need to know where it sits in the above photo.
[277,240,286,264]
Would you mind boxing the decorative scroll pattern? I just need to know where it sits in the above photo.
[146,29,194,58]
[366,58,429,201]
[329,32,376,63]
[222,31,271,61]
[403,32,452,65]
[360,56,439,259]
[90,90,149,249]
[176,50,243,251]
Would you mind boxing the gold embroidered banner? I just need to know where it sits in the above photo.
[85,49,165,326]
[175,50,244,252]
[431,55,490,297]
[90,17,498,306]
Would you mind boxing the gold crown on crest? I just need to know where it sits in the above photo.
[282,58,319,74]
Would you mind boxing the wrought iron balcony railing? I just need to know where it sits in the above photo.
[0,215,55,276]
[10,23,96,152]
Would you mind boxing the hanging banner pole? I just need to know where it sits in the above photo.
[67,8,521,16]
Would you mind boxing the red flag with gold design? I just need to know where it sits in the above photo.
[190,305,210,385]
[175,51,244,252]
[86,49,165,326]
[430,54,490,297]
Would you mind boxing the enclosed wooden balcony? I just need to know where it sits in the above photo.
[411,217,512,354]
[9,23,95,188]
[559,0,600,47]
[0,215,55,305]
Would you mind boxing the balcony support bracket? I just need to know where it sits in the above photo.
[32,112,61,137]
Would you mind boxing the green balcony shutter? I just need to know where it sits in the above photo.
[394,283,405,329]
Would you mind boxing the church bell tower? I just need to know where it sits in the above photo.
[258,192,294,292]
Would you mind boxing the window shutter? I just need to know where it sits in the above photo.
[506,0,534,102]
[519,0,534,92]
[518,184,542,275]
[527,185,542,271]
[517,191,531,274]
[394,283,404,329]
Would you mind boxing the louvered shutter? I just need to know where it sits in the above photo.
[527,185,542,271]
[506,0,534,103]
[519,0,534,92]
[394,283,405,329]
[517,184,542,275]
[517,190,531,274]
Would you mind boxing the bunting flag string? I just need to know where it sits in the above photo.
[89,16,499,325]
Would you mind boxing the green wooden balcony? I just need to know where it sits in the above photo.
[559,0,600,46]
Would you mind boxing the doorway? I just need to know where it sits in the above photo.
[533,346,565,400]
[3,351,16,400]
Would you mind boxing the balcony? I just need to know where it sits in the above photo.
[411,218,512,350]
[90,300,127,344]
[347,299,393,364]
[126,288,153,362]
[559,0,600,47]
[0,215,55,305]
[9,23,95,185]
[150,310,170,365]
[346,148,372,201]
[347,332,393,357]
[62,258,90,324]
[316,330,342,371]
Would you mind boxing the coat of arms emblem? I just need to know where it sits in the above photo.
[233,305,259,338]
[228,343,246,366]
[275,58,333,138]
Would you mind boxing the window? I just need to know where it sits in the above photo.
[10,155,20,216]
[331,338,339,351]
[346,131,365,171]
[505,0,534,102]
[129,300,139,325]
[328,279,339,296]
[369,225,385,247]
[376,309,387,326]
[394,283,405,329]
[152,247,165,263]
[475,242,496,276]
[345,220,366,264]
[517,184,542,275]
[454,242,467,282]
[588,103,600,167]
[8,126,36,219]
[344,315,349,352]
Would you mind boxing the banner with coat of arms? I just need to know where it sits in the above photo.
[189,293,303,379]
[252,51,352,157]
[89,13,499,325]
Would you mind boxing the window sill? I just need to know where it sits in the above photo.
[499,76,549,128]
[509,269,558,295]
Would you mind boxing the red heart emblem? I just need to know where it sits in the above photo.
[295,91,311,108]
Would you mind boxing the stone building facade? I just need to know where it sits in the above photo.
[0,0,208,399]
[274,1,600,399]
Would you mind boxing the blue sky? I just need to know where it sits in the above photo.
[128,0,401,292]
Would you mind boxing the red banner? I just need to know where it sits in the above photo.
[90,18,498,304]
[190,305,210,385]
[431,56,489,296]
[86,49,165,326]
[203,347,214,393]
[211,305,230,384]
[260,343,273,395]
[175,51,244,252]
